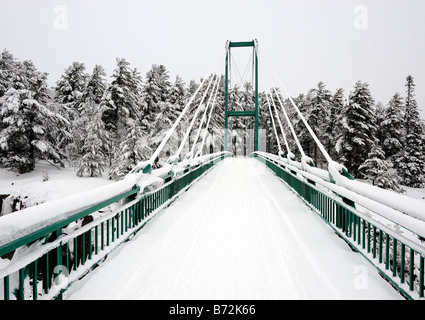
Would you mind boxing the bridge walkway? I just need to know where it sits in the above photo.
[65,158,401,300]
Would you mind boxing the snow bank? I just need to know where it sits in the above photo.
[0,177,136,248]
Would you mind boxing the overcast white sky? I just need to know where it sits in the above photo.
[1,0,424,116]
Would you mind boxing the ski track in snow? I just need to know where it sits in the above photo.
[65,158,403,300]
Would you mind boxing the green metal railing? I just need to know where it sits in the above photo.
[252,152,425,300]
[0,152,232,300]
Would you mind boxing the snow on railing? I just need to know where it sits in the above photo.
[0,178,137,248]
[252,151,425,300]
[253,151,425,237]
[0,151,232,300]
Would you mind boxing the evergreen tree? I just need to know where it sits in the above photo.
[149,101,181,157]
[0,50,16,97]
[0,89,66,173]
[66,65,107,163]
[204,75,224,154]
[335,81,377,177]
[141,64,171,124]
[76,101,109,177]
[374,101,386,146]
[81,65,107,106]
[394,75,425,187]
[100,58,143,168]
[291,93,311,160]
[328,88,346,160]
[380,93,404,160]
[108,118,151,180]
[359,142,402,192]
[307,82,332,167]
[1,51,50,103]
[169,75,186,111]
[101,58,142,134]
[54,62,89,118]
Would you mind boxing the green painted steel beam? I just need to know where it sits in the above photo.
[229,41,255,48]
[226,111,257,117]
[225,39,259,152]
[254,49,259,151]
[224,50,229,152]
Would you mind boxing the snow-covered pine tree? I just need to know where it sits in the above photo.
[81,65,107,106]
[100,58,143,168]
[54,62,89,119]
[108,118,151,180]
[380,93,404,161]
[101,58,142,132]
[167,75,188,152]
[169,75,187,112]
[307,82,332,167]
[0,89,66,173]
[141,64,171,125]
[147,74,186,159]
[76,99,109,177]
[0,50,18,97]
[359,142,403,192]
[335,81,377,178]
[291,93,311,160]
[0,51,71,169]
[394,75,425,188]
[1,51,50,103]
[67,65,108,162]
[328,88,346,159]
[149,101,181,159]
[374,102,385,146]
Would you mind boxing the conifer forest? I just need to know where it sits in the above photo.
[1,50,424,193]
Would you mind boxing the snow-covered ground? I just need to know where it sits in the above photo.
[63,158,403,300]
[0,161,113,214]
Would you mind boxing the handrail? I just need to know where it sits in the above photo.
[0,151,232,300]
[251,151,425,300]
[252,151,425,241]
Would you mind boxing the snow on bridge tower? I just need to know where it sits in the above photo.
[224,40,259,153]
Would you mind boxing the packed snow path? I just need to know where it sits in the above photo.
[65,158,402,300]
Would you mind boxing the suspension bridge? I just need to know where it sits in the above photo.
[0,40,424,300]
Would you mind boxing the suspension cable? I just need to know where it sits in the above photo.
[265,93,283,155]
[135,48,225,172]
[268,92,291,156]
[189,74,220,158]
[198,75,221,156]
[261,51,333,164]
[271,87,306,158]
[174,74,217,160]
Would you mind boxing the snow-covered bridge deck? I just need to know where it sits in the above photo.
[65,158,401,300]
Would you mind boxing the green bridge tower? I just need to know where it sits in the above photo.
[224,39,259,152]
